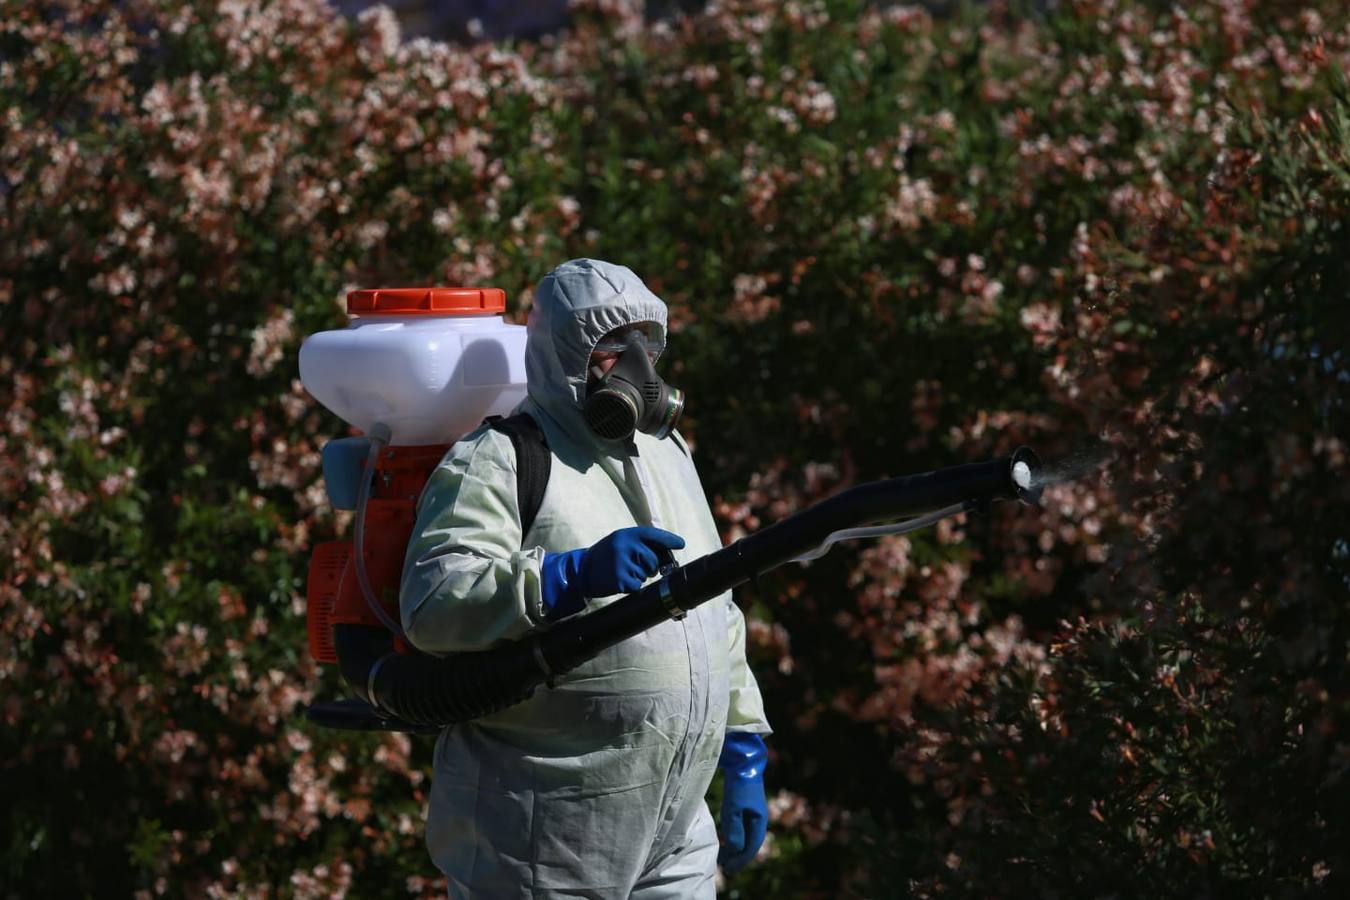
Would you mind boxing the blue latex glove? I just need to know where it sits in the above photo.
[717,731,769,875]
[541,526,684,619]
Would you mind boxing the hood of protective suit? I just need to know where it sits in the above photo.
[524,259,668,449]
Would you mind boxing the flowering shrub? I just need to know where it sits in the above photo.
[3,0,1348,896]
[2,1,569,895]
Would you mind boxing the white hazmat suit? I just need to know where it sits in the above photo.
[400,259,771,898]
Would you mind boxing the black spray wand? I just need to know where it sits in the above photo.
[308,447,1042,732]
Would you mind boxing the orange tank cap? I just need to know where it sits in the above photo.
[347,287,506,315]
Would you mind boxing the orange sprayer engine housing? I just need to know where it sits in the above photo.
[306,442,451,664]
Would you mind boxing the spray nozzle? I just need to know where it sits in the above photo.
[1010,446,1043,506]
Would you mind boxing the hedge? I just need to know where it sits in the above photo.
[2,1,1347,896]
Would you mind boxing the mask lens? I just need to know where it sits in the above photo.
[593,324,660,357]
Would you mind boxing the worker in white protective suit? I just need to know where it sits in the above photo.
[400,258,772,898]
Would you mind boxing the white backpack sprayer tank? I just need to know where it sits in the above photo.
[298,287,526,718]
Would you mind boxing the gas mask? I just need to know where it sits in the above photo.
[583,330,685,442]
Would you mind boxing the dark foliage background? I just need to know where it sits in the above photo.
[2,1,1347,897]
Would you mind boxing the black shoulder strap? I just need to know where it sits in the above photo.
[486,413,551,541]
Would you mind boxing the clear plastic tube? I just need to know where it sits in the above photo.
[353,423,407,639]
[791,501,972,563]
